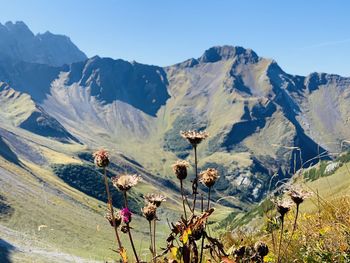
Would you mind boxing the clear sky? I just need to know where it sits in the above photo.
[1,0,350,76]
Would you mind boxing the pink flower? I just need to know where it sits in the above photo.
[120,207,132,223]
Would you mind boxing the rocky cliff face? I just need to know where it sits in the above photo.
[0,21,86,66]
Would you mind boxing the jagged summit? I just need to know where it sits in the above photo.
[172,45,260,69]
[0,21,87,66]
[199,45,259,63]
[2,21,34,37]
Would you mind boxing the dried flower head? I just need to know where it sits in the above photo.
[144,193,166,207]
[172,160,190,180]
[233,246,246,258]
[276,199,293,217]
[254,241,269,257]
[199,168,219,188]
[288,187,312,205]
[180,130,209,147]
[105,211,122,227]
[93,149,110,168]
[112,174,141,191]
[142,202,157,221]
[120,207,132,223]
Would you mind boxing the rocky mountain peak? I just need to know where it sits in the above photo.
[3,21,34,37]
[199,45,259,63]
[0,21,87,66]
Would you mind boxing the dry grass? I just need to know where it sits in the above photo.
[265,196,350,262]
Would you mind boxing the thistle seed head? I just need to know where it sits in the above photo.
[144,193,166,207]
[112,174,141,191]
[288,187,312,205]
[180,130,209,147]
[142,202,157,221]
[172,160,190,180]
[105,211,122,227]
[93,149,110,168]
[276,199,293,217]
[199,168,219,188]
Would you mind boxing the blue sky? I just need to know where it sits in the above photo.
[1,0,350,76]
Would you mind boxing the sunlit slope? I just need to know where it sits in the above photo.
[41,46,325,205]
[0,118,230,262]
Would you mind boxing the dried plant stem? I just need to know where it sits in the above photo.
[123,191,140,263]
[192,145,198,213]
[153,219,157,260]
[103,169,124,259]
[199,187,211,263]
[180,180,188,220]
[149,221,155,262]
[207,187,211,210]
[282,204,299,260]
[271,229,277,254]
[317,189,322,229]
[185,195,193,213]
[277,217,285,263]
[183,244,191,263]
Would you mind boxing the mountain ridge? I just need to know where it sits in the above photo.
[1,23,350,204]
[0,21,87,66]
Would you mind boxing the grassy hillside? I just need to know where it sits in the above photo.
[217,152,350,262]
[0,123,232,262]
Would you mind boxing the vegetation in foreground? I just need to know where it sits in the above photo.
[92,130,269,263]
[222,194,350,262]
[90,131,350,263]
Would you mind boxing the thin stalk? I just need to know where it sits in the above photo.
[271,230,277,254]
[180,180,188,220]
[183,244,190,263]
[282,204,300,260]
[192,146,198,213]
[123,191,140,263]
[103,169,123,258]
[207,187,211,210]
[123,191,128,207]
[185,195,194,213]
[201,194,204,212]
[199,188,211,263]
[149,221,154,262]
[153,219,157,260]
[277,217,285,263]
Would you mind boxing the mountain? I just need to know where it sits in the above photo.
[0,38,349,203]
[0,21,86,66]
[39,45,350,203]
[1,23,350,261]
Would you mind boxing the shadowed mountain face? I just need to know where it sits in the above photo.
[0,238,15,263]
[65,57,170,116]
[0,21,86,66]
[0,136,19,164]
[0,83,79,143]
[0,23,350,205]
[19,109,80,143]
[0,59,63,101]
